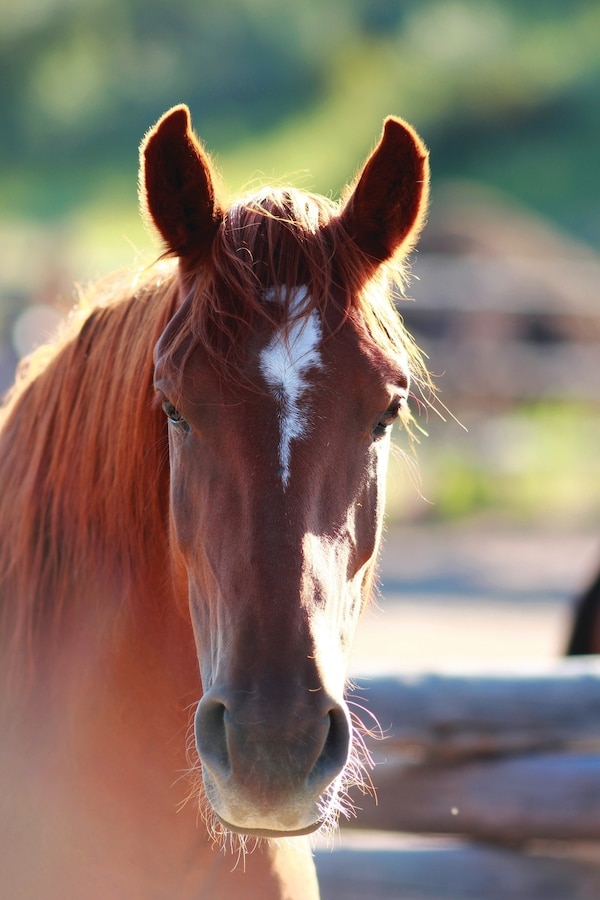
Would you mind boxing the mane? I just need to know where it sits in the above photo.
[0,263,180,678]
[160,186,430,405]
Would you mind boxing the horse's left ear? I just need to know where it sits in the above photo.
[139,105,223,261]
[339,117,429,265]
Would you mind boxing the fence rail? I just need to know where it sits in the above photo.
[315,659,600,899]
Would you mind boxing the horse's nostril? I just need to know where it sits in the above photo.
[308,704,351,790]
[194,697,230,776]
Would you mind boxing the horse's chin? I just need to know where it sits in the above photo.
[215,814,323,840]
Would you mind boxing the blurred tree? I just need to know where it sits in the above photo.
[0,0,599,241]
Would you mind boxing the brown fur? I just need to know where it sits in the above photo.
[0,105,431,898]
[158,185,431,401]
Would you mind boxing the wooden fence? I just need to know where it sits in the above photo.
[316,659,600,899]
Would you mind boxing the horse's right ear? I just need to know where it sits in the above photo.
[139,105,223,261]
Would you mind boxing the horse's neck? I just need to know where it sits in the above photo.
[40,578,199,775]
[0,603,320,900]
[1,575,204,885]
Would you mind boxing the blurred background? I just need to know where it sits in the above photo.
[1,0,599,665]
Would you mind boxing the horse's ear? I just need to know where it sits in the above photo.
[139,105,223,261]
[339,117,429,265]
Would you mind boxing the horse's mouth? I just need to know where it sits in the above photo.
[215,814,324,839]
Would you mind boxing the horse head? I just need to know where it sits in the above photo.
[140,105,429,838]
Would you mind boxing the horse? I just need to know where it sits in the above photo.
[0,105,430,899]
[566,562,600,655]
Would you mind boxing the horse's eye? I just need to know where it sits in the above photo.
[161,399,190,432]
[373,399,402,439]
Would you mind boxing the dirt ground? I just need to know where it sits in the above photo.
[349,523,599,675]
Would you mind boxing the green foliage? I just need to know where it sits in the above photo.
[387,402,600,526]
[1,0,599,242]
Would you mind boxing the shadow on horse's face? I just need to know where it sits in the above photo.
[141,104,430,838]
[155,292,408,836]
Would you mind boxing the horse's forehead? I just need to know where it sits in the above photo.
[164,316,397,397]
[256,293,324,487]
[156,279,405,410]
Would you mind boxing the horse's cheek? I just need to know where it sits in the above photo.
[167,444,207,559]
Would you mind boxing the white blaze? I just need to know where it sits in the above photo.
[259,287,323,488]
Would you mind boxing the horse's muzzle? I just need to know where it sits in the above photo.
[193,689,351,836]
